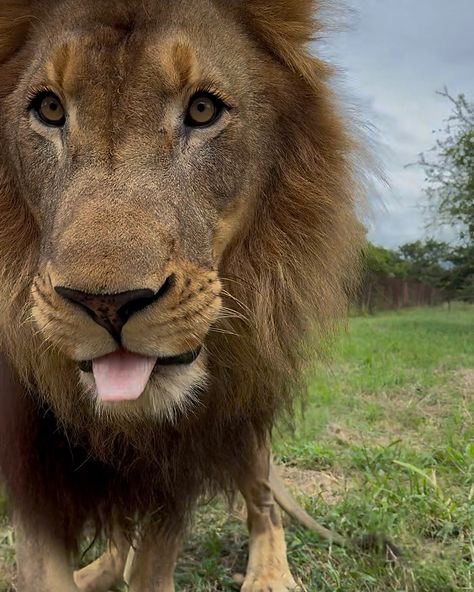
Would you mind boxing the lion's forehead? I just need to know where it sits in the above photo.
[38,0,251,102]
[45,33,200,102]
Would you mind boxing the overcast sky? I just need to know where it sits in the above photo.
[317,0,474,248]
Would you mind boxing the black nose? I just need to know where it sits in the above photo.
[55,275,174,341]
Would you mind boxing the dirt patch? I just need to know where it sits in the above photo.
[455,368,474,395]
[326,422,353,445]
[279,465,344,503]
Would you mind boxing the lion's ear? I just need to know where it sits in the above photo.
[236,0,326,83]
[0,1,34,63]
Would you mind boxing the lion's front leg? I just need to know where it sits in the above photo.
[126,524,182,592]
[14,514,80,592]
[73,528,129,592]
[237,442,300,592]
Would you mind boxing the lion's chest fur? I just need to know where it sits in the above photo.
[0,384,251,545]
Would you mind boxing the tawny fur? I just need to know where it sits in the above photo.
[0,0,365,556]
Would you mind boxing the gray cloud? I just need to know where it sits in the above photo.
[314,0,474,247]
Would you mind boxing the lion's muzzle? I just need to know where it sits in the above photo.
[55,277,175,342]
[52,279,204,402]
[30,249,221,414]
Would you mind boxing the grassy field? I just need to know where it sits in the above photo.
[1,305,473,591]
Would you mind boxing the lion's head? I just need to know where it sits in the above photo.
[0,0,364,428]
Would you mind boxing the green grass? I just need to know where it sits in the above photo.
[1,305,473,591]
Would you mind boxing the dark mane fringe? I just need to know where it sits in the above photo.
[0,0,365,549]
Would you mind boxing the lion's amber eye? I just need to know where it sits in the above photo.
[185,93,223,127]
[32,93,66,127]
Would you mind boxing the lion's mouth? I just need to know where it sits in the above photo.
[78,349,201,373]
[78,347,202,403]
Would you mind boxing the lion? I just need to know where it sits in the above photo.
[0,0,365,590]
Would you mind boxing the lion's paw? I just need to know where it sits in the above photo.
[241,570,301,592]
[74,558,122,592]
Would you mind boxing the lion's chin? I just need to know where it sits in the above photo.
[79,359,208,423]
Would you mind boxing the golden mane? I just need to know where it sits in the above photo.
[0,0,365,435]
[0,6,368,581]
[210,0,365,425]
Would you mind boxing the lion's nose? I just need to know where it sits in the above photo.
[54,275,174,341]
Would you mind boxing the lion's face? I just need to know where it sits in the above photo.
[2,0,277,418]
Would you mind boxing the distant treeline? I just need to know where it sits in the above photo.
[358,90,474,313]
[357,240,473,313]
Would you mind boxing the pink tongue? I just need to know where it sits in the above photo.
[92,350,158,402]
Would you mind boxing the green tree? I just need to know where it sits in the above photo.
[397,239,449,287]
[419,89,474,243]
[443,244,474,303]
[360,243,407,313]
[417,90,474,302]
[364,243,407,278]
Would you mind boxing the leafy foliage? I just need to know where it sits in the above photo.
[443,243,474,302]
[363,243,407,279]
[363,239,473,304]
[398,240,449,284]
[419,90,474,244]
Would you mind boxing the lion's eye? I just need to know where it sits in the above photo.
[31,93,66,127]
[185,93,223,127]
